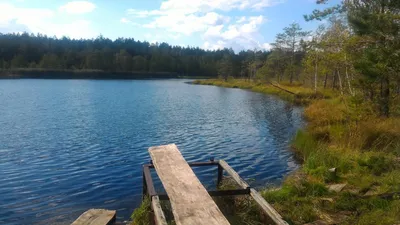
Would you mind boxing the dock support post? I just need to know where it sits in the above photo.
[142,169,147,200]
[217,164,223,187]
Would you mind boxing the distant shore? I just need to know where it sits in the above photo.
[0,69,213,80]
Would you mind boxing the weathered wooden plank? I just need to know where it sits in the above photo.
[71,209,116,225]
[148,144,230,225]
[218,160,250,189]
[218,160,289,225]
[152,196,168,225]
[249,189,289,225]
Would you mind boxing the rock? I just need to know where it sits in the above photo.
[320,198,334,206]
[327,183,347,193]
[364,189,380,197]
[328,168,336,173]
[347,188,359,195]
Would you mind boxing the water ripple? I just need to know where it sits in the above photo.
[0,79,304,224]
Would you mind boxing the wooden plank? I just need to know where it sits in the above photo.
[218,160,289,225]
[149,144,230,225]
[218,160,250,189]
[249,189,289,225]
[158,189,251,200]
[151,196,168,225]
[71,209,116,225]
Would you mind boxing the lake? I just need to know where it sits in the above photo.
[0,79,304,224]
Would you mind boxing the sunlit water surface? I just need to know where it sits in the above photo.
[0,79,304,224]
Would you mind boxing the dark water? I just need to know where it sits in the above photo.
[0,79,304,224]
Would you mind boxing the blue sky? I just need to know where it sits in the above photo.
[0,0,340,51]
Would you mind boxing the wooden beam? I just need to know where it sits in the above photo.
[158,189,251,200]
[149,144,230,225]
[218,160,250,189]
[218,160,289,225]
[151,196,168,225]
[71,209,116,225]
[267,81,297,95]
[249,189,289,225]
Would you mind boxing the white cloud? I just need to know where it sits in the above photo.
[252,0,284,10]
[120,17,141,27]
[126,0,284,18]
[120,18,130,23]
[123,0,284,51]
[203,16,269,51]
[0,3,54,26]
[142,12,230,36]
[262,43,272,50]
[157,0,283,14]
[204,25,224,37]
[127,9,164,18]
[236,16,247,23]
[59,1,96,14]
[0,3,97,39]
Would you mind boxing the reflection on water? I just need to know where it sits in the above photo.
[0,79,304,224]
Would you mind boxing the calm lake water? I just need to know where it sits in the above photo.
[0,79,304,224]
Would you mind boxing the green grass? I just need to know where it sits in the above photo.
[193,78,400,225]
[130,197,151,225]
[213,178,266,225]
[192,79,330,105]
[131,79,400,225]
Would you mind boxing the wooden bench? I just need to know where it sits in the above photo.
[149,144,230,225]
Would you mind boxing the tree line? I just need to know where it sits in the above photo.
[0,0,398,116]
[0,33,268,78]
[246,0,398,117]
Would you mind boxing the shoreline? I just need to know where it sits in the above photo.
[190,79,400,225]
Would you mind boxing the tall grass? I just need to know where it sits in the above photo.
[194,78,400,224]
[131,197,151,225]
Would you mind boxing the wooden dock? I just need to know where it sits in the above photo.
[149,144,230,225]
[71,209,116,225]
[143,144,289,225]
[72,144,288,225]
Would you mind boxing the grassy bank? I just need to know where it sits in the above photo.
[191,79,400,225]
[131,79,400,225]
[192,79,336,105]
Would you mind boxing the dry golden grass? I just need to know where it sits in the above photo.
[172,79,400,224]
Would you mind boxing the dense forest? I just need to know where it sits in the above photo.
[0,33,268,78]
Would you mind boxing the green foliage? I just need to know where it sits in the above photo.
[40,54,62,69]
[196,76,400,224]
[131,197,151,225]
[262,23,310,84]
[304,0,346,21]
[218,54,233,81]
[357,155,394,176]
[263,184,321,224]
[0,33,268,78]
